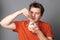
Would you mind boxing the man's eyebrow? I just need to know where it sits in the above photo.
[30,11,33,13]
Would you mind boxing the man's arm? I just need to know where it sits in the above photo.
[0,8,28,30]
[36,30,53,40]
[28,23,53,40]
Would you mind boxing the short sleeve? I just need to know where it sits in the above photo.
[45,23,54,38]
[13,21,21,32]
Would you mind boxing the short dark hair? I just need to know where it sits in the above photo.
[29,2,44,16]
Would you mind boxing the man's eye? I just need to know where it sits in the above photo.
[30,11,33,13]
[36,13,40,14]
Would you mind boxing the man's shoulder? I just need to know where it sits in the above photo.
[40,21,51,26]
[39,21,52,29]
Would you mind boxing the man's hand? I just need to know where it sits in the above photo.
[28,23,39,34]
[20,8,33,20]
[20,8,29,18]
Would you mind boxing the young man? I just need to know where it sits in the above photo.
[0,2,53,40]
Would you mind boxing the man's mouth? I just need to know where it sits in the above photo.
[31,17,35,20]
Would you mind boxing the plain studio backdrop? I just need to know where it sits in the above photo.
[0,0,60,40]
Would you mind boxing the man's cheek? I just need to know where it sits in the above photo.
[36,16,39,19]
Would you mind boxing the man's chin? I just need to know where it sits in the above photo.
[29,19,39,22]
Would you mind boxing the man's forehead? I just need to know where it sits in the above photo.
[29,8,41,13]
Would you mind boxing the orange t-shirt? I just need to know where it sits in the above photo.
[13,20,53,40]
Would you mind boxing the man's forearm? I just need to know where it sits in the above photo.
[0,10,22,25]
[36,30,48,40]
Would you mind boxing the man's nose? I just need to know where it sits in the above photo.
[32,13,35,17]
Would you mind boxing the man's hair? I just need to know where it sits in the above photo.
[29,2,44,16]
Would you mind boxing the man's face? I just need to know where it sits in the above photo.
[29,7,42,23]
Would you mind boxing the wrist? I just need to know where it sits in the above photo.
[15,10,22,15]
[18,10,22,15]
[35,29,40,34]
[36,29,41,34]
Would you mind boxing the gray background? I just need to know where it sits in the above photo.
[0,0,60,40]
